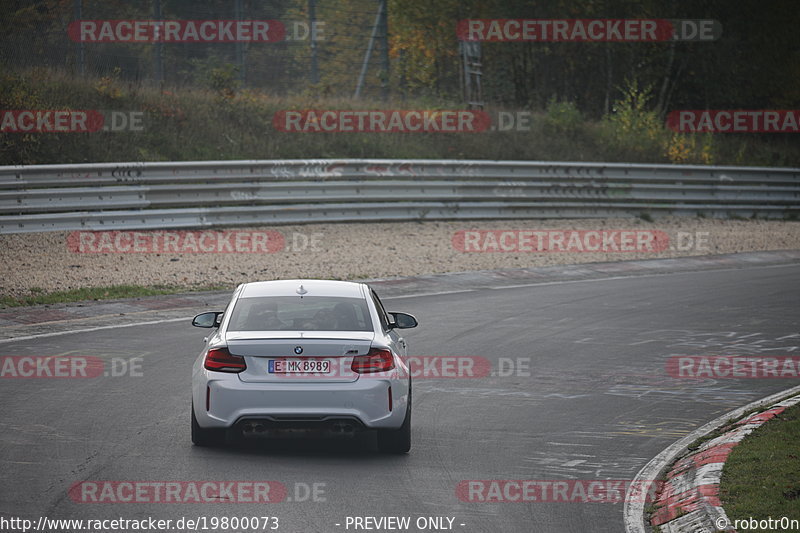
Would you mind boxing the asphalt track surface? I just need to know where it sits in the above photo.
[2,262,799,533]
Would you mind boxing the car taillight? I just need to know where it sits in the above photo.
[204,347,246,373]
[351,348,395,373]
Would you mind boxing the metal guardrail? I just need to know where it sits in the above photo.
[0,160,798,233]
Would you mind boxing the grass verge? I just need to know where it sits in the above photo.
[719,401,800,525]
[0,284,228,308]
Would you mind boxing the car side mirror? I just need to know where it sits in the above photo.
[388,312,418,329]
[192,311,223,328]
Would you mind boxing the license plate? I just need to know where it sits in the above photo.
[269,359,331,374]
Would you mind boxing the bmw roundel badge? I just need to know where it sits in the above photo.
[294,346,303,355]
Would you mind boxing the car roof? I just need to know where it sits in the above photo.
[238,279,368,299]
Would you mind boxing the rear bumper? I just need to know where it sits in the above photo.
[234,415,366,439]
[192,371,409,430]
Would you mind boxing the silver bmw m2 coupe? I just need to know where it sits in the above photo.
[190,279,418,453]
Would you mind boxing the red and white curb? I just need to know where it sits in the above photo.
[624,385,800,533]
[650,394,800,531]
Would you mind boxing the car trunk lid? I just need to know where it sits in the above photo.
[227,331,374,383]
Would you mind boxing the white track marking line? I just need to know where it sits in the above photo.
[2,261,798,343]
[387,262,799,299]
[0,317,188,344]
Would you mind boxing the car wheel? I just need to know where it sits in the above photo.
[191,401,224,447]
[377,386,411,454]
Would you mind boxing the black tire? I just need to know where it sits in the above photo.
[191,401,225,447]
[377,385,411,454]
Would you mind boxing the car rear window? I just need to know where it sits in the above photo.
[228,296,373,332]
